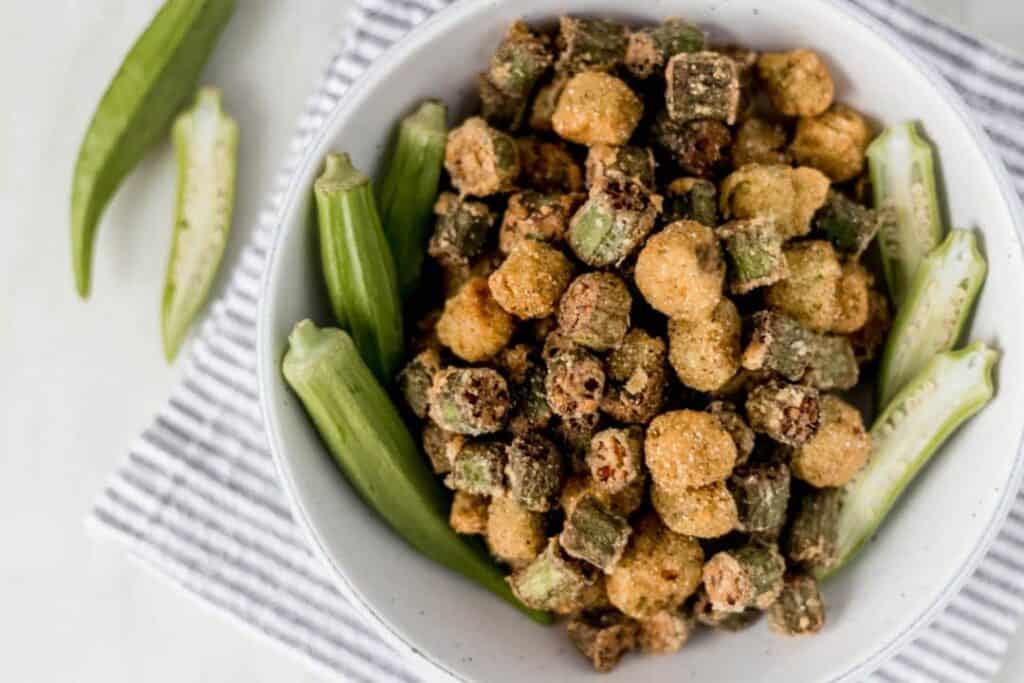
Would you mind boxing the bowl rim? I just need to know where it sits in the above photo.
[256,1,1024,680]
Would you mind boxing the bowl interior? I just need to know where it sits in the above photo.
[258,1,1024,681]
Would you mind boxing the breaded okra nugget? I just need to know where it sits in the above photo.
[651,480,739,538]
[765,240,843,332]
[436,277,516,362]
[489,239,573,319]
[645,410,737,492]
[635,220,725,322]
[757,49,834,117]
[790,104,873,182]
[790,395,871,487]
[668,297,742,393]
[552,71,644,146]
[486,494,545,567]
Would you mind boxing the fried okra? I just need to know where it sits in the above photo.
[445,117,520,196]
[625,18,705,79]
[450,491,489,535]
[552,72,644,146]
[638,609,694,655]
[719,163,830,240]
[668,297,742,393]
[528,73,569,132]
[790,104,873,182]
[436,277,516,362]
[421,421,461,475]
[428,192,496,268]
[498,190,579,254]
[397,347,441,419]
[729,461,792,536]
[703,541,786,612]
[664,177,718,227]
[646,410,738,493]
[545,345,607,419]
[635,220,725,322]
[516,137,584,194]
[561,473,646,519]
[832,260,872,334]
[768,573,826,636]
[489,239,573,319]
[850,289,892,364]
[587,426,645,495]
[479,21,553,130]
[601,328,668,424]
[732,117,791,167]
[585,144,656,191]
[652,111,733,178]
[486,494,546,566]
[708,401,756,466]
[560,494,633,572]
[429,367,511,435]
[717,216,788,294]
[509,539,594,612]
[567,177,662,267]
[556,16,629,74]
[665,51,741,124]
[651,480,739,538]
[505,433,565,512]
[789,395,871,487]
[446,439,507,496]
[765,240,843,332]
[757,49,834,117]
[606,514,705,620]
[745,380,821,446]
[567,610,639,673]
[557,272,632,351]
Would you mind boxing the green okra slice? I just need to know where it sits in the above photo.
[823,342,998,579]
[814,190,882,256]
[314,153,403,382]
[429,367,511,435]
[479,75,529,131]
[866,121,945,306]
[428,192,496,268]
[161,87,238,361]
[560,494,633,573]
[377,100,448,300]
[281,320,549,623]
[396,347,442,419]
[505,434,565,512]
[508,539,593,612]
[768,573,826,636]
[803,334,859,391]
[785,487,842,572]
[746,381,821,447]
[557,272,633,352]
[555,16,629,74]
[528,73,569,132]
[717,217,788,294]
[665,51,741,124]
[741,311,814,381]
[703,542,786,612]
[71,0,236,298]
[567,179,662,267]
[625,19,705,79]
[664,178,718,227]
[486,20,552,99]
[729,461,792,536]
[447,440,508,497]
[877,229,987,407]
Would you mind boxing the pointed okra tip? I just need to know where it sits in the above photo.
[314,153,370,195]
[405,99,448,136]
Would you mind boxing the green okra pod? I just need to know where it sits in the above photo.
[823,342,998,579]
[377,100,448,299]
[71,0,236,298]
[282,320,549,623]
[161,87,238,360]
[314,153,403,382]
[866,121,945,306]
[877,229,987,407]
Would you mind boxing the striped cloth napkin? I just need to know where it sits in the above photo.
[90,0,1024,680]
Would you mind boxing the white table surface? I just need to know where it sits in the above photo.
[1,1,1021,681]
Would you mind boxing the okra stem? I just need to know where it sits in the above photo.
[314,153,404,382]
[377,100,448,300]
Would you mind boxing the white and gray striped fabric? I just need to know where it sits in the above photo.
[90,0,1024,680]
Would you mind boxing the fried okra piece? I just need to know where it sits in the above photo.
[790,104,873,182]
[552,72,644,146]
[505,433,565,512]
[703,541,786,612]
[635,220,725,322]
[849,289,892,364]
[607,514,705,620]
[719,163,830,240]
[446,439,507,496]
[717,217,788,294]
[789,395,870,487]
[765,240,843,332]
[668,297,742,393]
[732,117,791,167]
[741,311,814,382]
[715,44,760,121]
[757,49,834,117]
[815,189,881,256]
[652,112,733,179]
[832,260,871,334]
[421,421,462,475]
[479,75,528,131]
[561,472,646,519]
[516,137,584,194]
[553,412,602,473]
[509,538,594,612]
[546,346,607,419]
[651,481,739,538]
[665,51,741,124]
[585,145,656,191]
[785,487,842,571]
[489,239,573,319]
[639,609,694,655]
[450,491,489,535]
[558,272,632,351]
[429,366,511,435]
[663,178,718,227]
[587,427,644,495]
[487,494,546,567]
[498,190,579,254]
[561,494,633,573]
[646,410,738,493]
[486,21,553,98]
[555,16,629,74]
[528,73,569,132]
[745,380,821,446]
[625,18,705,79]
[567,178,662,267]
[428,193,496,268]
[397,347,442,419]
[729,461,792,536]
[802,334,859,391]
[499,346,554,435]
[567,610,639,673]
[445,117,520,196]
[436,277,516,362]
[708,401,756,466]
[768,573,826,636]
[601,328,668,424]
[692,588,762,631]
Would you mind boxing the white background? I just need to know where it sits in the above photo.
[1,1,1021,680]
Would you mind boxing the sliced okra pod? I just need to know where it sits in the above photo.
[429,367,511,435]
[555,16,629,74]
[663,178,718,227]
[768,573,826,636]
[877,229,987,407]
[161,87,239,360]
[803,334,859,391]
[557,272,633,352]
[314,153,404,382]
[377,100,448,299]
[567,179,662,267]
[625,18,705,79]
[585,145,656,191]
[508,539,593,612]
[717,217,788,294]
[741,311,814,381]
[703,542,786,612]
[71,0,236,298]
[814,190,881,256]
[479,74,529,132]
[652,111,732,178]
[446,440,508,497]
[505,434,565,512]
[397,347,442,419]
[428,192,496,268]
[785,487,842,572]
[587,427,644,495]
[601,328,667,425]
[528,73,569,132]
[545,346,607,419]
[745,381,821,446]
[825,343,998,578]
[480,21,552,130]
[445,117,520,196]
[560,494,633,573]
[665,51,741,124]
[729,461,792,536]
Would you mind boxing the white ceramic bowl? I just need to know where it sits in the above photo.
[257,1,1024,680]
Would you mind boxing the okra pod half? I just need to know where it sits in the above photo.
[866,121,945,306]
[282,321,549,623]
[314,153,403,382]
[71,0,236,297]
[823,342,998,579]
[877,229,987,407]
[377,100,448,300]
[161,87,239,360]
